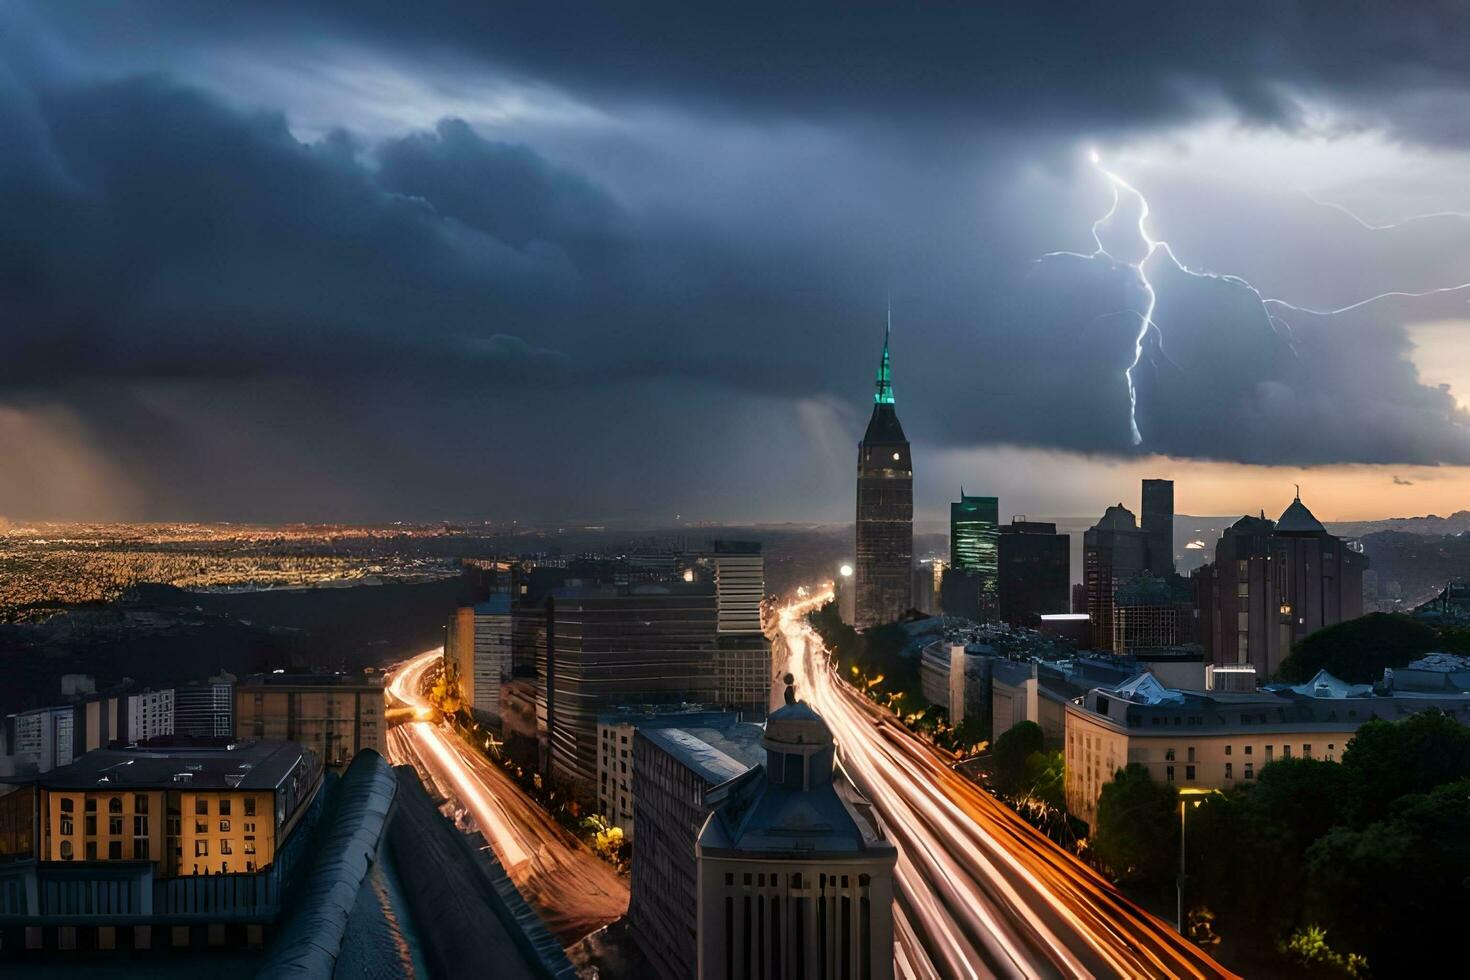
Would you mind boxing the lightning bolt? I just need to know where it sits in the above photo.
[1046,150,1470,446]
[1301,189,1470,231]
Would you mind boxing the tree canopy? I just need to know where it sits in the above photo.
[991,720,1044,795]
[1276,612,1438,683]
[1092,763,1178,884]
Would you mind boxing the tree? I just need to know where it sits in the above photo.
[991,720,1044,796]
[1092,764,1178,884]
[1020,749,1065,810]
[1277,612,1437,683]
[1340,709,1470,822]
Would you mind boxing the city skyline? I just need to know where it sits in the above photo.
[9,5,1470,523]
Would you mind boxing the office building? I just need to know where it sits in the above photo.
[542,583,719,797]
[445,594,514,723]
[4,706,75,774]
[174,675,235,739]
[1062,668,1469,828]
[629,721,765,980]
[912,558,944,616]
[1193,491,1368,677]
[126,689,175,744]
[942,494,998,621]
[919,641,994,725]
[596,707,739,838]
[696,688,897,980]
[710,541,773,719]
[235,673,385,769]
[1111,572,1193,653]
[1141,478,1175,577]
[1083,504,1148,650]
[997,519,1070,627]
[855,318,913,630]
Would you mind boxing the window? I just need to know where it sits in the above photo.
[1265,745,1274,761]
[60,840,73,860]
[60,798,74,813]
[220,840,233,855]
[195,821,207,835]
[1187,747,1196,763]
[86,842,97,861]
[134,816,148,836]
[85,798,97,813]
[1282,745,1292,759]
[1225,745,1232,756]
[244,822,255,833]
[1186,765,1196,781]
[60,814,74,835]
[244,839,256,855]
[219,820,231,833]
[108,817,123,836]
[219,799,231,816]
[135,838,150,860]
[108,797,122,814]
[195,841,208,857]
[1225,762,1233,779]
[1244,745,1253,756]
[85,816,97,836]
[1164,748,1175,761]
[1166,765,1175,782]
[1303,744,1312,758]
[1245,763,1254,779]
[108,841,122,860]
[134,794,148,814]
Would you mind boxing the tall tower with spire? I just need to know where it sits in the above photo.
[854,310,913,630]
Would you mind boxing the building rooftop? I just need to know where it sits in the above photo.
[241,671,384,689]
[640,725,763,787]
[11,738,311,791]
[1277,493,1327,534]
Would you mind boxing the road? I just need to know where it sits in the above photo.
[776,593,1237,980]
[384,649,629,945]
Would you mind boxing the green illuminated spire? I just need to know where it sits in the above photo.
[874,303,895,404]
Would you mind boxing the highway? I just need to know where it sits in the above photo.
[776,593,1237,980]
[384,649,629,945]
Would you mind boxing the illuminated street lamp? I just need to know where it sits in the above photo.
[1177,787,1218,934]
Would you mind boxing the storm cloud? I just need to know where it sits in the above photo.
[6,2,1470,521]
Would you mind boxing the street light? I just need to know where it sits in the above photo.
[1177,787,1218,934]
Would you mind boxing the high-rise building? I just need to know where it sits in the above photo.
[126,689,175,744]
[710,541,772,719]
[943,494,999,620]
[542,583,719,798]
[1141,478,1175,577]
[696,688,897,980]
[1084,479,1176,651]
[445,595,514,723]
[1193,492,1368,677]
[628,720,765,980]
[997,519,1070,627]
[174,676,235,739]
[1083,504,1147,649]
[855,318,913,630]
[235,673,385,769]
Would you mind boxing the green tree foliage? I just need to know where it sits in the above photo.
[1303,780,1470,971]
[1093,764,1178,884]
[990,720,1044,796]
[1020,749,1065,810]
[1277,926,1369,978]
[1277,612,1437,683]
[1341,709,1470,822]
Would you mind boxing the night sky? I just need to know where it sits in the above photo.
[8,3,1470,523]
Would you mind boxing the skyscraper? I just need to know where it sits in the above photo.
[1141,478,1175,577]
[943,493,999,620]
[997,519,1070,626]
[710,540,772,719]
[854,316,913,630]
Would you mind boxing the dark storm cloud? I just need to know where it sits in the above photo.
[33,1,1470,141]
[7,3,1470,520]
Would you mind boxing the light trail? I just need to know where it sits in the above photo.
[384,648,628,945]
[776,591,1237,979]
[1046,151,1470,446]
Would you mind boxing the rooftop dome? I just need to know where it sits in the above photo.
[1276,491,1326,534]
[1093,503,1137,531]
